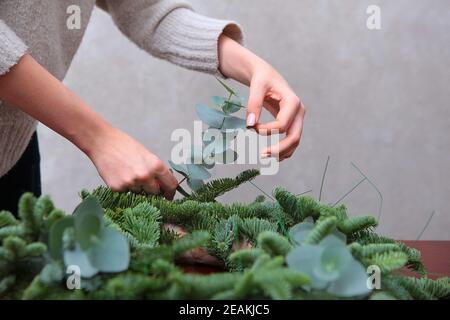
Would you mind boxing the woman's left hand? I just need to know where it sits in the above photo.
[218,35,306,160]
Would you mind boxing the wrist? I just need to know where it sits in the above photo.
[218,35,265,85]
[74,120,115,158]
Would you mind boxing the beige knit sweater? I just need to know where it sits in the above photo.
[0,0,243,177]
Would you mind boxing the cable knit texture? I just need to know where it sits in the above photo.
[0,0,243,178]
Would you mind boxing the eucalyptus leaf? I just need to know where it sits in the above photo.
[222,116,246,131]
[222,100,243,114]
[289,221,315,236]
[286,245,328,289]
[87,228,130,272]
[289,221,315,245]
[320,233,347,247]
[215,149,238,164]
[211,96,226,106]
[195,104,225,128]
[291,230,311,246]
[187,178,205,191]
[40,262,64,285]
[313,245,351,281]
[201,154,215,169]
[49,216,74,260]
[75,213,102,251]
[168,160,189,178]
[203,129,237,155]
[73,196,104,250]
[327,257,371,298]
[64,244,98,278]
[188,145,204,164]
[187,163,211,180]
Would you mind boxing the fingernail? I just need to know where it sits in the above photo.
[260,151,271,158]
[247,113,256,127]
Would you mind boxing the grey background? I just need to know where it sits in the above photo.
[38,0,450,240]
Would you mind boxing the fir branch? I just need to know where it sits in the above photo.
[187,169,260,202]
[303,216,337,245]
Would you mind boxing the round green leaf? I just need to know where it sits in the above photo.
[214,149,238,164]
[327,257,372,298]
[289,221,315,234]
[201,154,215,169]
[203,130,237,155]
[313,245,351,281]
[211,96,226,106]
[187,178,205,191]
[188,145,204,164]
[64,244,98,278]
[186,163,211,180]
[49,216,74,260]
[73,196,104,221]
[195,104,225,128]
[40,262,64,285]
[320,232,347,247]
[87,228,130,273]
[75,213,102,251]
[286,245,328,289]
[222,116,246,131]
[73,196,104,250]
[289,221,315,245]
[222,100,242,114]
[168,160,189,178]
[292,230,311,246]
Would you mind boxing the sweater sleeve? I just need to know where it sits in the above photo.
[96,0,243,75]
[0,20,28,76]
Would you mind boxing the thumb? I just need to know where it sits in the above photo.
[246,82,265,127]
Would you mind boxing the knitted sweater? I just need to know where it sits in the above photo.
[0,0,243,177]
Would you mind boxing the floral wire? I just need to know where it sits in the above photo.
[318,155,330,202]
[351,161,383,223]
[332,177,366,207]
[416,210,436,240]
[249,181,275,201]
[297,189,313,196]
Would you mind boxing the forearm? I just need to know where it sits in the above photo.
[0,54,111,156]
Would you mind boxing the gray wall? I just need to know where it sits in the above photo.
[38,0,450,240]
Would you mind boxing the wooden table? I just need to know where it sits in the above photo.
[182,241,450,279]
[400,241,450,279]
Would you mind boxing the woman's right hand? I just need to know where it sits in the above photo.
[0,54,178,199]
[87,127,178,199]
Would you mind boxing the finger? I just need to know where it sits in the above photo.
[129,185,143,194]
[279,144,296,161]
[262,110,304,158]
[246,81,266,127]
[256,95,300,134]
[254,101,278,136]
[263,101,278,118]
[155,168,178,200]
[263,134,298,159]
[141,178,160,195]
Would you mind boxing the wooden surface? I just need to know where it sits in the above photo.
[400,241,450,279]
[182,241,450,278]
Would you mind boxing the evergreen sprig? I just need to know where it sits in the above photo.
[1,172,448,300]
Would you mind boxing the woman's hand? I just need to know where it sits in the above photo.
[218,35,306,160]
[0,54,178,199]
[87,128,178,199]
